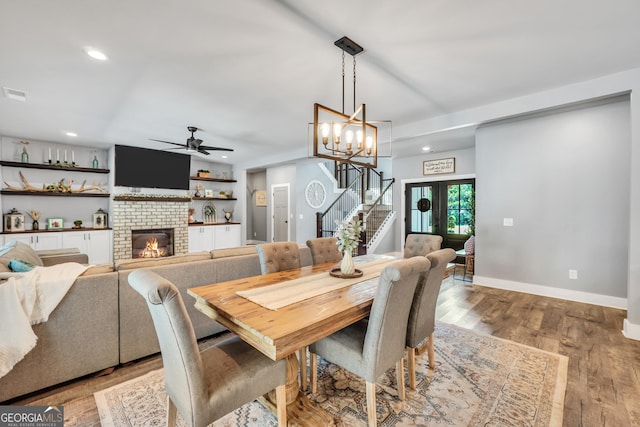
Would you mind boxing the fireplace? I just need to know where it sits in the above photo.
[131,228,175,258]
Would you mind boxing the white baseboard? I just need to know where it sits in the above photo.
[473,275,627,310]
[623,319,640,341]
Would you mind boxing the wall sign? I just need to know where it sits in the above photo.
[423,157,455,175]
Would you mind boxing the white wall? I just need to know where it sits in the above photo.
[475,97,630,302]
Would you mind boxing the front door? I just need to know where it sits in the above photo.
[405,179,474,250]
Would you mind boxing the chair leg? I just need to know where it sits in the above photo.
[275,383,287,427]
[310,352,318,393]
[166,395,177,427]
[427,332,435,369]
[365,381,377,427]
[299,346,307,392]
[407,347,417,390]
[396,358,405,400]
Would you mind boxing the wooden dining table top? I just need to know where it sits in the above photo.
[188,254,398,361]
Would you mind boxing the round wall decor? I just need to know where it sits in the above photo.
[305,180,326,209]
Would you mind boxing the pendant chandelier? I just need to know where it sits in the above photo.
[312,36,381,169]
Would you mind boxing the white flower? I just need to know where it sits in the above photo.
[335,218,363,253]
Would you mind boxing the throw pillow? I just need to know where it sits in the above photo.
[8,258,36,272]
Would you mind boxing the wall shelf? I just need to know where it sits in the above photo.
[192,196,237,201]
[1,190,110,198]
[190,176,236,183]
[0,160,110,173]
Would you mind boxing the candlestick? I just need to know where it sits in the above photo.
[56,149,59,161]
[48,148,51,161]
[64,150,67,162]
[72,151,75,163]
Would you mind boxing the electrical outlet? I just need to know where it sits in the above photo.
[569,269,578,280]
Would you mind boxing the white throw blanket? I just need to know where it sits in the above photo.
[0,262,89,379]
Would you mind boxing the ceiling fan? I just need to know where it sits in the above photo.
[150,126,233,156]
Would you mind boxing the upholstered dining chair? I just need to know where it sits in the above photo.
[128,269,287,427]
[309,256,431,427]
[403,233,443,258]
[256,241,301,274]
[405,248,456,390]
[306,237,342,265]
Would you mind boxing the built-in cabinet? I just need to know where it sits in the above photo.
[7,232,63,251]
[188,223,240,252]
[61,229,112,264]
[1,229,114,264]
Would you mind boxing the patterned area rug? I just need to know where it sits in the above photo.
[94,323,567,426]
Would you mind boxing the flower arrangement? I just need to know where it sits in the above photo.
[335,218,363,254]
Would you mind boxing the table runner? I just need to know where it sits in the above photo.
[236,257,396,310]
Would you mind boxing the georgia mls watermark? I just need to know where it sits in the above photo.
[0,406,63,427]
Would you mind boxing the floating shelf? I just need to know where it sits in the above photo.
[190,176,236,183]
[0,160,110,173]
[192,196,237,201]
[113,196,191,202]
[1,190,110,198]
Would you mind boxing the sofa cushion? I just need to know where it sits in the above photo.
[80,264,115,276]
[210,246,257,259]
[0,241,44,272]
[8,258,36,272]
[115,251,212,271]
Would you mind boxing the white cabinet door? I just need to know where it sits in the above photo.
[62,230,112,264]
[8,232,63,250]
[213,224,241,249]
[188,227,215,252]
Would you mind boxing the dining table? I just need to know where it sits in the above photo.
[188,253,399,426]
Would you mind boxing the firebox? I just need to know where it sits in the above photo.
[131,228,175,258]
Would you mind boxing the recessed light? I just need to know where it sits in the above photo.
[221,155,228,159]
[85,48,108,61]
[65,132,78,137]
[422,146,431,151]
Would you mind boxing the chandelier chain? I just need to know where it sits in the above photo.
[341,50,345,114]
[353,56,357,112]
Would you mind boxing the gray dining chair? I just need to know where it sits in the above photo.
[405,248,456,390]
[306,237,342,265]
[403,233,443,258]
[309,256,431,427]
[128,269,287,427]
[256,241,301,274]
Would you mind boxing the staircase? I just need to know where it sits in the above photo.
[316,161,394,254]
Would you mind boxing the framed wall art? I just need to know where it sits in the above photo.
[423,157,455,175]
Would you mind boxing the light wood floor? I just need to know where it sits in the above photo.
[6,276,640,426]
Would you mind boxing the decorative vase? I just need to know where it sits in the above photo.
[32,221,39,230]
[340,251,355,275]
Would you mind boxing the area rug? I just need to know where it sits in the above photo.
[94,323,567,426]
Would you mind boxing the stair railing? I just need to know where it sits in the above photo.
[316,166,364,237]
[360,177,395,248]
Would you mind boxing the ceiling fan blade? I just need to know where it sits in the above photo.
[150,139,185,148]
[197,148,211,156]
[199,144,234,152]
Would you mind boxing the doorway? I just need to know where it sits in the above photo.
[405,178,474,250]
[271,184,290,242]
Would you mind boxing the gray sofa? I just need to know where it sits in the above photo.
[0,243,312,402]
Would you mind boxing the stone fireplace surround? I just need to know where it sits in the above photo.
[112,196,189,262]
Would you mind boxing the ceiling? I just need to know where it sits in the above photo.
[1,1,640,166]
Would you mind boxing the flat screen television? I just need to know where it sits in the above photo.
[115,145,191,190]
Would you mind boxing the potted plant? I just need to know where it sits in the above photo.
[197,169,210,178]
[335,218,363,275]
[73,219,83,229]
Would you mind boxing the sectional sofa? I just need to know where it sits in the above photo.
[0,243,312,402]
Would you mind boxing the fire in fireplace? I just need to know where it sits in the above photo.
[131,228,174,258]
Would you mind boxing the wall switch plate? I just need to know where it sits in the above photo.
[569,269,578,280]
[503,218,514,226]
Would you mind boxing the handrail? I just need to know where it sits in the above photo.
[316,165,364,237]
[360,178,395,246]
